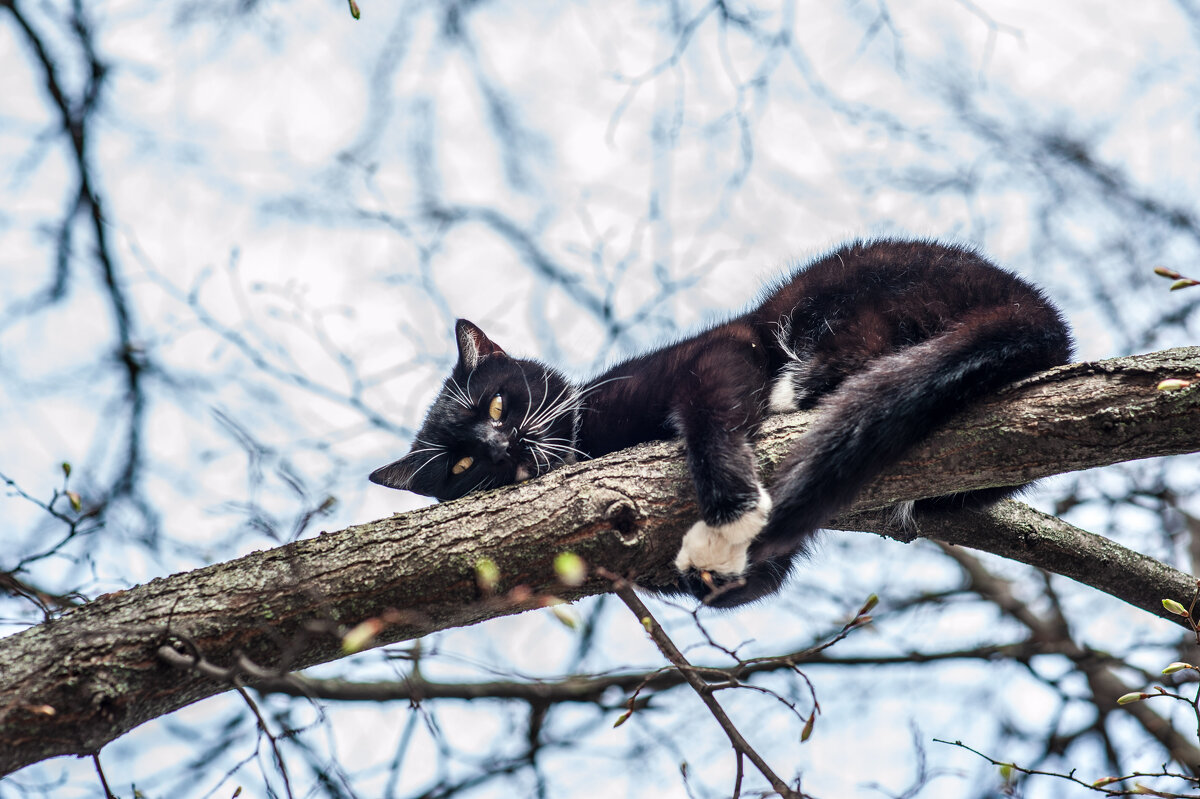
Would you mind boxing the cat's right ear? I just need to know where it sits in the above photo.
[455,319,507,371]
[369,450,430,495]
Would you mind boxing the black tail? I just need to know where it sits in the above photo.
[707,306,1071,607]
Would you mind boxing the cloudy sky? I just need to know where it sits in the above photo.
[2,1,1199,796]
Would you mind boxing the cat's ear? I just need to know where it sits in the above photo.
[368,455,419,492]
[455,319,507,371]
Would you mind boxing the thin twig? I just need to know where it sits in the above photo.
[233,681,295,799]
[934,737,1200,797]
[92,753,116,799]
[607,575,803,799]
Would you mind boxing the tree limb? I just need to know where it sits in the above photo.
[1,347,1198,776]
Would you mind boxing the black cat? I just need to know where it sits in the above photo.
[370,239,1072,606]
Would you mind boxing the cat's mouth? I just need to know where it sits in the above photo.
[515,465,533,482]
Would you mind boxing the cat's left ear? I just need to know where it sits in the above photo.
[455,319,507,371]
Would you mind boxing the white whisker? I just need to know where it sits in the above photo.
[445,377,473,410]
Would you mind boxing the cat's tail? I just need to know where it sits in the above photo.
[709,305,1070,607]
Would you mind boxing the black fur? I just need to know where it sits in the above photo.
[370,239,1072,606]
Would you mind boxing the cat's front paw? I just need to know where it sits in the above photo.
[674,486,772,577]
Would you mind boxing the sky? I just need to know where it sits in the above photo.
[2,0,1199,796]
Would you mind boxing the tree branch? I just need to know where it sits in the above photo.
[1,347,1198,776]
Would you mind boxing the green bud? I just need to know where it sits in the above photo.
[341,618,383,654]
[800,713,815,742]
[348,0,360,19]
[1162,662,1194,675]
[1117,692,1147,705]
[1162,598,1190,617]
[61,462,71,478]
[548,600,580,630]
[475,558,500,593]
[553,551,587,586]
[1157,378,1193,392]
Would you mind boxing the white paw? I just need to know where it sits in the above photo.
[675,486,772,576]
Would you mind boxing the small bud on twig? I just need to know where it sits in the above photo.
[1117,692,1148,705]
[1162,598,1190,617]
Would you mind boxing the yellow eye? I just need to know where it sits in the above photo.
[451,456,473,475]
[488,394,503,421]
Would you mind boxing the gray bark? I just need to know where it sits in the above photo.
[1,347,1199,776]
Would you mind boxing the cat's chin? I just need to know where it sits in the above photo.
[515,465,533,482]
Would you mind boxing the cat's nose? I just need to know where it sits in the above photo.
[482,428,515,464]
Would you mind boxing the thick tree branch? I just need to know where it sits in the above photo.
[1,347,1198,776]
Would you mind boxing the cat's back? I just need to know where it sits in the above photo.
[760,239,1042,312]
[752,238,1064,336]
[748,238,1071,408]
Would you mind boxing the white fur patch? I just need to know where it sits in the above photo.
[675,485,772,576]
[766,316,810,413]
[768,370,798,413]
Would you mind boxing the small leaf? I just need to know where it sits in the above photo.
[66,491,82,512]
[999,763,1014,781]
[1162,598,1190,617]
[641,616,653,633]
[61,462,71,479]
[553,551,587,586]
[1163,661,1194,675]
[1170,278,1200,291]
[1157,378,1193,392]
[341,617,384,654]
[347,0,360,19]
[1091,776,1121,788]
[613,709,632,728]
[475,558,500,593]
[800,712,815,742]
[1117,692,1147,705]
[1154,266,1181,279]
[860,593,879,614]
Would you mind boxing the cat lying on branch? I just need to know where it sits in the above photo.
[370,239,1072,607]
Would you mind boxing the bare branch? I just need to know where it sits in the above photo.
[1,348,1198,775]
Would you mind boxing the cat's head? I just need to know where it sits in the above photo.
[369,319,580,501]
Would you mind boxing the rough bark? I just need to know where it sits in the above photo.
[1,347,1198,776]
